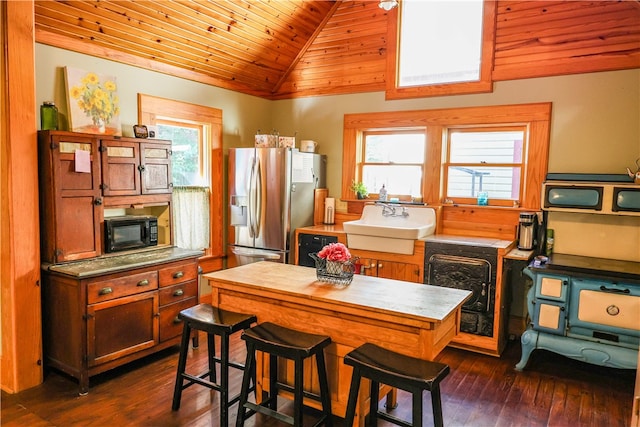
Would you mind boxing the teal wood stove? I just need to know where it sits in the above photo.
[516,254,639,371]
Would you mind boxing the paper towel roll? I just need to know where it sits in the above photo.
[324,197,335,224]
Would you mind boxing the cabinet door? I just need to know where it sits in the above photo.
[140,141,172,194]
[86,291,159,367]
[356,258,420,283]
[377,260,420,282]
[101,139,142,196]
[41,133,103,263]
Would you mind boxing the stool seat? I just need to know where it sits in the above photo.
[344,343,450,427]
[172,304,257,426]
[241,321,332,358]
[236,322,333,427]
[178,304,257,335]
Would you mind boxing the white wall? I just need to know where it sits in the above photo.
[35,44,273,149]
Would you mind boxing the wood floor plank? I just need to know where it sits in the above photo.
[1,334,635,426]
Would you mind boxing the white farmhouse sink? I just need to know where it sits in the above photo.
[343,204,436,254]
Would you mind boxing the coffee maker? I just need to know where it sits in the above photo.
[517,212,538,250]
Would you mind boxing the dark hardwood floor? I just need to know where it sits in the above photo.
[1,332,635,426]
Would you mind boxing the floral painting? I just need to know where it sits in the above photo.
[65,67,121,135]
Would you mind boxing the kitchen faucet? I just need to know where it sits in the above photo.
[380,203,409,217]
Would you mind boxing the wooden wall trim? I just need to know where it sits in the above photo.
[1,0,43,393]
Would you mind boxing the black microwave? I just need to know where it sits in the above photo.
[104,215,158,253]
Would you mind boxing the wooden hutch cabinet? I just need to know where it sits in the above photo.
[38,130,201,394]
[38,131,174,264]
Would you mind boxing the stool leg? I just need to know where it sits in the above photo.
[369,380,379,427]
[430,386,444,427]
[315,351,333,427]
[268,354,278,410]
[343,368,361,427]
[412,389,423,427]
[208,332,217,384]
[172,323,192,411]
[293,356,304,427]
[220,332,230,426]
[235,342,256,427]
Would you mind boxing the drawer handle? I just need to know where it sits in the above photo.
[173,289,184,297]
[98,287,113,296]
[599,285,630,294]
[173,316,182,324]
[137,279,150,287]
[173,271,184,279]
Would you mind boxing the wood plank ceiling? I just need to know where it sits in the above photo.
[35,1,640,100]
[34,0,341,98]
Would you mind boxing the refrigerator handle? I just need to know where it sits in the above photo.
[248,156,257,238]
[253,156,262,236]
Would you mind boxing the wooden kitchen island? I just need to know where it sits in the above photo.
[204,261,471,426]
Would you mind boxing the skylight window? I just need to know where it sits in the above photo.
[398,0,484,87]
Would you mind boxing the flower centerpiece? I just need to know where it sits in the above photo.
[311,243,356,286]
[318,242,351,263]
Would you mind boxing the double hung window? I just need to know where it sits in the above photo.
[444,127,527,205]
[360,130,426,199]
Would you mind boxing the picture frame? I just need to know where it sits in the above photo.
[65,66,122,135]
[133,124,149,138]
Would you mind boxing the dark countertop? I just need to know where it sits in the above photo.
[43,246,203,278]
[530,253,640,283]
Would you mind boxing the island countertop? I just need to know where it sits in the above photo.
[205,261,471,324]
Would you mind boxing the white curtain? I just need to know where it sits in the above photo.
[172,186,210,250]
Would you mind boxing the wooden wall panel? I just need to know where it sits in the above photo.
[492,1,640,80]
[271,1,388,99]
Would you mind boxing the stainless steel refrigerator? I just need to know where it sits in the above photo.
[228,147,326,265]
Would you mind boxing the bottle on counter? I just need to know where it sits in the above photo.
[378,184,387,201]
[41,101,59,130]
[546,229,554,256]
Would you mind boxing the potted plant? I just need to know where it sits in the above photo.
[350,180,368,199]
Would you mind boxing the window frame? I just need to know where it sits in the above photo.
[384,0,497,100]
[342,103,552,211]
[443,125,528,207]
[138,94,223,272]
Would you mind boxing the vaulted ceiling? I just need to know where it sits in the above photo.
[34,0,362,99]
[34,1,640,100]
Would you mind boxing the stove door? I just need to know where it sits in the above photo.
[427,254,491,312]
[568,278,640,348]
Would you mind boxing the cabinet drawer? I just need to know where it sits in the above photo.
[159,280,197,306]
[160,297,197,342]
[87,271,159,304]
[159,261,198,287]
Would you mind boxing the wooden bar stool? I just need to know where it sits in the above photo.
[343,343,450,427]
[235,322,333,427]
[172,304,257,426]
